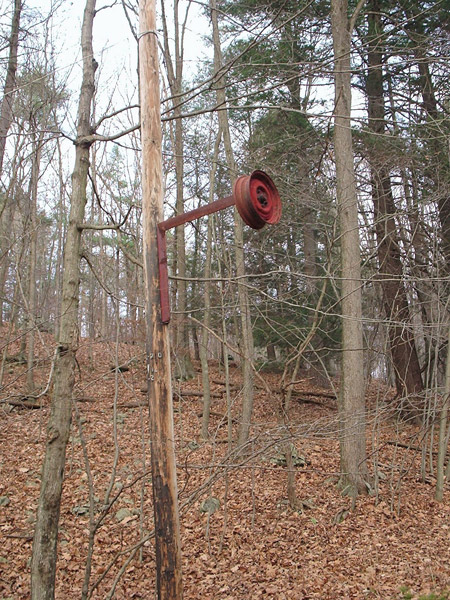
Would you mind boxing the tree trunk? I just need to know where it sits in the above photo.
[100,243,108,339]
[161,0,194,381]
[401,4,450,266]
[0,0,22,177]
[200,214,213,440]
[173,115,194,379]
[26,133,44,395]
[436,325,450,501]
[53,138,66,339]
[331,0,369,496]
[235,209,255,447]
[0,0,22,326]
[210,0,255,447]
[200,132,221,440]
[30,2,96,598]
[267,342,276,361]
[87,147,98,354]
[0,174,19,325]
[366,0,423,407]
[139,0,183,597]
[302,207,317,296]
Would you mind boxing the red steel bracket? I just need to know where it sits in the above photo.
[157,170,281,324]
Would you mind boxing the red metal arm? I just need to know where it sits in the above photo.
[157,195,235,324]
[157,171,281,324]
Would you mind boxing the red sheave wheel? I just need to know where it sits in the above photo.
[233,170,282,230]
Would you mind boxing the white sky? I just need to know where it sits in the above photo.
[18,0,209,137]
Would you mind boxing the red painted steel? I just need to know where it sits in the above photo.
[157,224,170,324]
[158,195,235,232]
[157,171,281,324]
[234,170,282,230]
[157,195,235,324]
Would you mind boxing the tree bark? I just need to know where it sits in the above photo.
[30,2,96,598]
[200,131,221,440]
[161,0,194,381]
[331,0,369,496]
[436,325,450,501]
[0,0,22,325]
[139,0,183,597]
[366,0,423,406]
[0,0,22,177]
[210,0,255,447]
[53,138,66,339]
[200,213,213,440]
[401,3,450,266]
[26,133,43,396]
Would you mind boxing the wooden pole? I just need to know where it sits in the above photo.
[138,1,183,598]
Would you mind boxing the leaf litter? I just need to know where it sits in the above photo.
[0,330,449,599]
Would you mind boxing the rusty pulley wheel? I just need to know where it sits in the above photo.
[233,170,282,230]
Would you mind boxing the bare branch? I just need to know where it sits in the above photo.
[93,104,139,130]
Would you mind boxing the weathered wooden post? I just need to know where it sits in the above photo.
[139,1,282,595]
[139,1,183,598]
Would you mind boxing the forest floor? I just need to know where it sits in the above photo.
[0,329,449,600]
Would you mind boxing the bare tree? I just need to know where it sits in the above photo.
[209,0,255,447]
[161,0,194,380]
[0,0,22,179]
[31,1,97,597]
[366,0,423,408]
[331,0,369,495]
[400,1,450,267]
[436,324,450,501]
